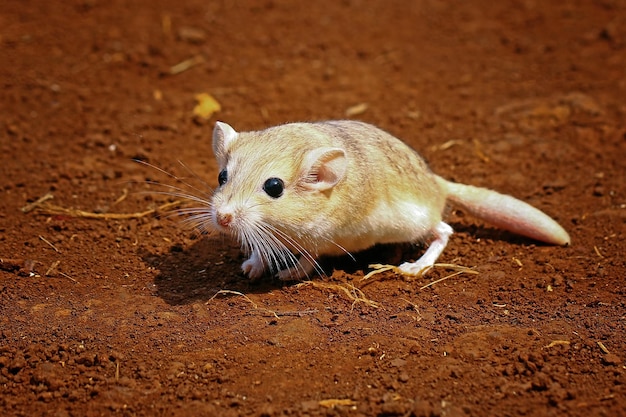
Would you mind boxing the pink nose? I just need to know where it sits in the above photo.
[217,212,233,228]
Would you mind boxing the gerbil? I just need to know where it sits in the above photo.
[207,120,570,280]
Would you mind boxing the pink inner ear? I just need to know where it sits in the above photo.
[317,158,341,185]
[301,148,347,191]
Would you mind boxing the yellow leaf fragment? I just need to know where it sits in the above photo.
[318,399,357,409]
[193,93,221,119]
[345,102,368,117]
[170,55,205,75]
[545,340,570,348]
[597,341,610,354]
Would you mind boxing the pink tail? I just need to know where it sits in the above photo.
[438,177,570,246]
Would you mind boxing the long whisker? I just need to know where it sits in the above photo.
[260,228,305,276]
[178,209,215,234]
[137,188,214,227]
[134,159,213,200]
[273,224,350,267]
[133,160,219,237]
[141,178,211,200]
[143,189,212,207]
[244,225,298,276]
[236,219,302,278]
[224,200,302,276]
[240,200,325,278]
[262,223,326,278]
[176,160,214,195]
[319,237,356,262]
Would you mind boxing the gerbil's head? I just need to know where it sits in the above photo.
[209,121,347,273]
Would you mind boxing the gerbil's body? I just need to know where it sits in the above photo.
[209,120,570,280]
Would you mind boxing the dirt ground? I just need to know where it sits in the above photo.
[1,0,625,416]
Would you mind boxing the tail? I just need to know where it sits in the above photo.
[436,176,570,246]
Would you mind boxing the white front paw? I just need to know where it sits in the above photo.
[242,254,265,280]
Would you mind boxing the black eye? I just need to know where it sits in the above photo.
[263,177,284,198]
[218,169,228,186]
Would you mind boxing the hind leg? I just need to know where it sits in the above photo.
[399,222,453,276]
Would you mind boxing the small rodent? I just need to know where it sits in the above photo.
[208,120,570,280]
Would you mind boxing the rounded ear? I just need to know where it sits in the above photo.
[300,147,347,191]
[212,121,238,164]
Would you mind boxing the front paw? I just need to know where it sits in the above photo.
[242,256,265,280]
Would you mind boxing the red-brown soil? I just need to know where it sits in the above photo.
[1,1,625,416]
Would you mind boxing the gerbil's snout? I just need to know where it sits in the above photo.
[212,198,243,232]
[216,211,232,228]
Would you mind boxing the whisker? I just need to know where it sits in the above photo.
[134,159,180,179]
[142,190,212,208]
[134,190,213,227]
[237,201,311,275]
[134,162,217,234]
[237,220,299,277]
[141,178,203,194]
[176,206,212,215]
[262,223,325,278]
[176,159,214,194]
[320,237,356,262]
[134,159,213,201]
[255,226,300,268]
[179,212,213,231]
[246,225,295,275]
